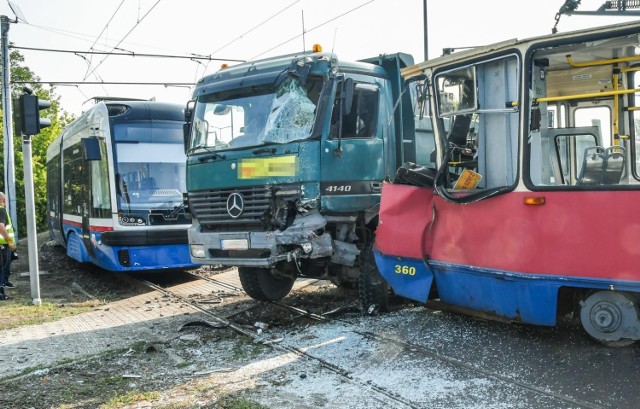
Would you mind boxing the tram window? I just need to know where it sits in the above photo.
[91,138,111,218]
[410,80,436,167]
[547,105,566,129]
[437,67,476,116]
[636,111,640,175]
[47,158,60,213]
[63,145,84,216]
[632,70,640,175]
[555,133,599,184]
[435,55,519,194]
[574,107,610,148]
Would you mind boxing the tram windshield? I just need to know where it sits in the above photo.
[113,122,187,215]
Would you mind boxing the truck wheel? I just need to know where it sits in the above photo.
[579,291,638,347]
[238,267,295,301]
[358,244,390,314]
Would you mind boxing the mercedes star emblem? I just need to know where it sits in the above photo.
[226,192,244,218]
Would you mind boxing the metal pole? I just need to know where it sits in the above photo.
[22,134,40,305]
[423,0,428,60]
[1,15,17,240]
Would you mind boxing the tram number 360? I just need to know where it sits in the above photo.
[395,265,416,276]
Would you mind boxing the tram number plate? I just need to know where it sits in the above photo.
[221,239,249,250]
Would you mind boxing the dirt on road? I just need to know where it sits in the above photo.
[0,233,364,409]
[1,234,637,409]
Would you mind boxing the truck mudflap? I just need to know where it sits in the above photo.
[192,210,358,267]
[373,247,433,303]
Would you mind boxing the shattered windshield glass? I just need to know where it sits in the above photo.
[190,75,322,152]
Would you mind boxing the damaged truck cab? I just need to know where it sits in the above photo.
[184,48,417,301]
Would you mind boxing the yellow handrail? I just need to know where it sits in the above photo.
[566,54,640,68]
[534,87,640,103]
[620,66,640,74]
[613,71,620,144]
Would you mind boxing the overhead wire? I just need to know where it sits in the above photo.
[12,1,377,104]
[203,0,301,74]
[10,46,244,62]
[74,53,110,95]
[83,0,163,80]
[83,0,126,79]
[13,80,194,86]
[23,23,176,54]
[250,0,375,60]
[88,1,125,50]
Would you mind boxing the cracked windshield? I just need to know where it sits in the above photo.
[190,76,321,151]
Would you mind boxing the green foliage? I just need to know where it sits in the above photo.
[0,47,74,234]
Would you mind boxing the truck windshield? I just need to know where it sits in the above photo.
[113,123,187,213]
[190,76,322,152]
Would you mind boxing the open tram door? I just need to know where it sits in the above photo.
[368,21,640,346]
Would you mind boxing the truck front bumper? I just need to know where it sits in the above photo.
[188,211,338,267]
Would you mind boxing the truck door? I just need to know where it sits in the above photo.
[320,80,385,211]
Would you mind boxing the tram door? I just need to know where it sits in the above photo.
[80,138,103,257]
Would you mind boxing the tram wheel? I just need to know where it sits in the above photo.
[358,244,390,314]
[238,267,295,301]
[579,291,639,347]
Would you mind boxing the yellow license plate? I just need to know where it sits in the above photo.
[238,155,297,179]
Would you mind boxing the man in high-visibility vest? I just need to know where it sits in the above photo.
[0,192,16,300]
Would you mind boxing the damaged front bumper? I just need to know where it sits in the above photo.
[189,210,359,267]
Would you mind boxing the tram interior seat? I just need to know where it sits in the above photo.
[577,146,626,186]
[448,114,472,147]
[602,146,626,184]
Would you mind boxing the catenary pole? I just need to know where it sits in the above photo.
[1,15,18,240]
[22,133,40,305]
[423,0,428,60]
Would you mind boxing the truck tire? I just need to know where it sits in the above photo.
[238,267,295,301]
[358,244,390,314]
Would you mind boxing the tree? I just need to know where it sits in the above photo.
[0,48,73,235]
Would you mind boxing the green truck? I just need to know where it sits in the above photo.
[183,47,429,301]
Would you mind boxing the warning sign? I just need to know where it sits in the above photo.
[453,169,482,190]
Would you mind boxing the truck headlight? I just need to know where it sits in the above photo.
[190,244,206,258]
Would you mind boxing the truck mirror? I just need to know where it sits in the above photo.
[342,78,354,116]
[184,100,195,153]
[81,137,102,161]
[185,100,195,122]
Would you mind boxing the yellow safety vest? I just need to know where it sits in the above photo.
[0,207,14,244]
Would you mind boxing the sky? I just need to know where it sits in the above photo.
[1,0,640,116]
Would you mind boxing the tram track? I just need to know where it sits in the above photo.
[136,271,605,409]
[135,273,420,409]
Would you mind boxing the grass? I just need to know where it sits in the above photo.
[217,394,267,409]
[231,336,268,360]
[100,390,161,409]
[0,299,101,330]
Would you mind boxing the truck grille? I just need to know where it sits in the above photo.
[188,186,272,227]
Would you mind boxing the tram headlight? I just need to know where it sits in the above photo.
[190,244,206,258]
[118,216,146,226]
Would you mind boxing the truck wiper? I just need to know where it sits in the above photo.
[189,145,226,161]
[198,152,226,161]
[252,147,276,155]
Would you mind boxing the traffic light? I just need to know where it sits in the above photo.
[14,94,51,136]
